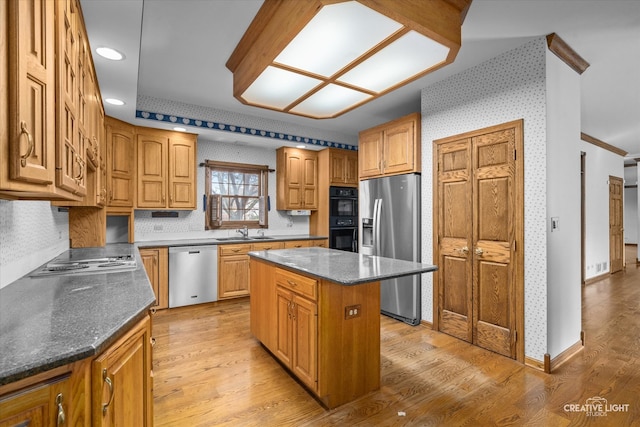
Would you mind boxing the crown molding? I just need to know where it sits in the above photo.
[546,33,590,74]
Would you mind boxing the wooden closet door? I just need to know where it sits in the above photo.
[472,128,517,358]
[436,138,473,342]
[609,176,624,274]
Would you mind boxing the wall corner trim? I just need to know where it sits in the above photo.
[546,33,590,75]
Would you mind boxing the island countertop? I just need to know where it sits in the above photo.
[248,247,437,285]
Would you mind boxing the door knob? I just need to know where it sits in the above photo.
[475,247,484,256]
[458,246,469,254]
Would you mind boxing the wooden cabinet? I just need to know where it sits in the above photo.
[1,0,58,198]
[327,148,358,187]
[0,372,72,427]
[275,269,317,391]
[276,147,318,210]
[250,258,381,408]
[92,315,153,427]
[106,117,136,208]
[0,317,151,427]
[1,0,101,201]
[358,112,421,179]
[0,360,90,427]
[310,239,328,248]
[136,130,197,209]
[139,247,169,310]
[55,0,86,198]
[218,244,251,299]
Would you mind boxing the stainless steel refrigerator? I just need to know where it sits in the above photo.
[359,173,421,325]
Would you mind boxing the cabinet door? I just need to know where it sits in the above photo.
[0,374,71,427]
[168,135,196,209]
[218,254,250,299]
[93,316,152,427]
[275,287,293,366]
[140,247,168,310]
[6,0,56,186]
[276,147,317,210]
[137,133,168,208]
[344,151,359,186]
[292,295,317,391]
[106,118,135,207]
[301,153,318,209]
[329,152,346,184]
[55,0,86,196]
[358,130,383,179]
[383,118,416,175]
[284,240,312,249]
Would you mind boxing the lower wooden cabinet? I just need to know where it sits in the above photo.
[139,247,169,310]
[275,271,317,391]
[92,315,153,427]
[218,241,286,300]
[218,244,252,299]
[0,315,152,427]
[0,371,74,427]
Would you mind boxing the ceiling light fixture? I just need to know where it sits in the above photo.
[105,98,125,106]
[96,46,124,61]
[173,127,187,132]
[226,0,471,119]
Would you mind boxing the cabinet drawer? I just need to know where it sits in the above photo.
[284,240,312,249]
[219,244,251,256]
[276,268,317,301]
[251,241,285,251]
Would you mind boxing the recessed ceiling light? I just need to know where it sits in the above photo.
[173,127,187,132]
[96,47,124,61]
[296,145,306,149]
[105,98,125,106]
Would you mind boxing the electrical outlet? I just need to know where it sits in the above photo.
[344,304,361,320]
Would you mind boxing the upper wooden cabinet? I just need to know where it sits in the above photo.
[137,130,196,209]
[1,0,57,198]
[326,148,358,187]
[106,117,136,208]
[1,0,101,201]
[358,112,421,179]
[276,147,318,210]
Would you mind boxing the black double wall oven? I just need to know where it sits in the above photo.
[329,186,358,252]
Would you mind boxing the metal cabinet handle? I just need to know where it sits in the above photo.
[19,121,34,167]
[75,156,85,181]
[475,247,484,256]
[56,393,65,426]
[150,337,156,347]
[287,301,291,319]
[458,246,469,254]
[287,279,297,287]
[102,369,114,415]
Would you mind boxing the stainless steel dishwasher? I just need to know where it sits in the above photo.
[169,245,218,308]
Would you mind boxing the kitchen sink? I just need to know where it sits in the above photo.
[251,236,274,240]
[215,237,246,241]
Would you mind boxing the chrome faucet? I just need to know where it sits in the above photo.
[237,225,249,239]
[257,229,265,237]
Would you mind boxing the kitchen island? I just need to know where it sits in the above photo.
[248,247,437,408]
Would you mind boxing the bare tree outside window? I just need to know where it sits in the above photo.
[205,161,269,229]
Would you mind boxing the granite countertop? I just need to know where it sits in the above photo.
[137,234,327,248]
[0,244,155,386]
[248,247,438,285]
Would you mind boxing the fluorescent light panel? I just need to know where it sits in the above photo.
[339,31,450,93]
[274,2,402,78]
[290,84,372,117]
[242,66,322,109]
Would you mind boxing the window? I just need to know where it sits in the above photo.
[204,160,269,230]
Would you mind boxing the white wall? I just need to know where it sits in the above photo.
[623,164,638,245]
[134,139,311,241]
[545,49,582,359]
[579,142,625,279]
[421,38,549,360]
[0,201,69,289]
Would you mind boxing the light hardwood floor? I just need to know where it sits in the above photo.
[152,251,639,426]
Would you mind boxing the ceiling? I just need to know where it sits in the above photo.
[80,0,640,161]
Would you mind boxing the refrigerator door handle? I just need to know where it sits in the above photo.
[374,198,382,256]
